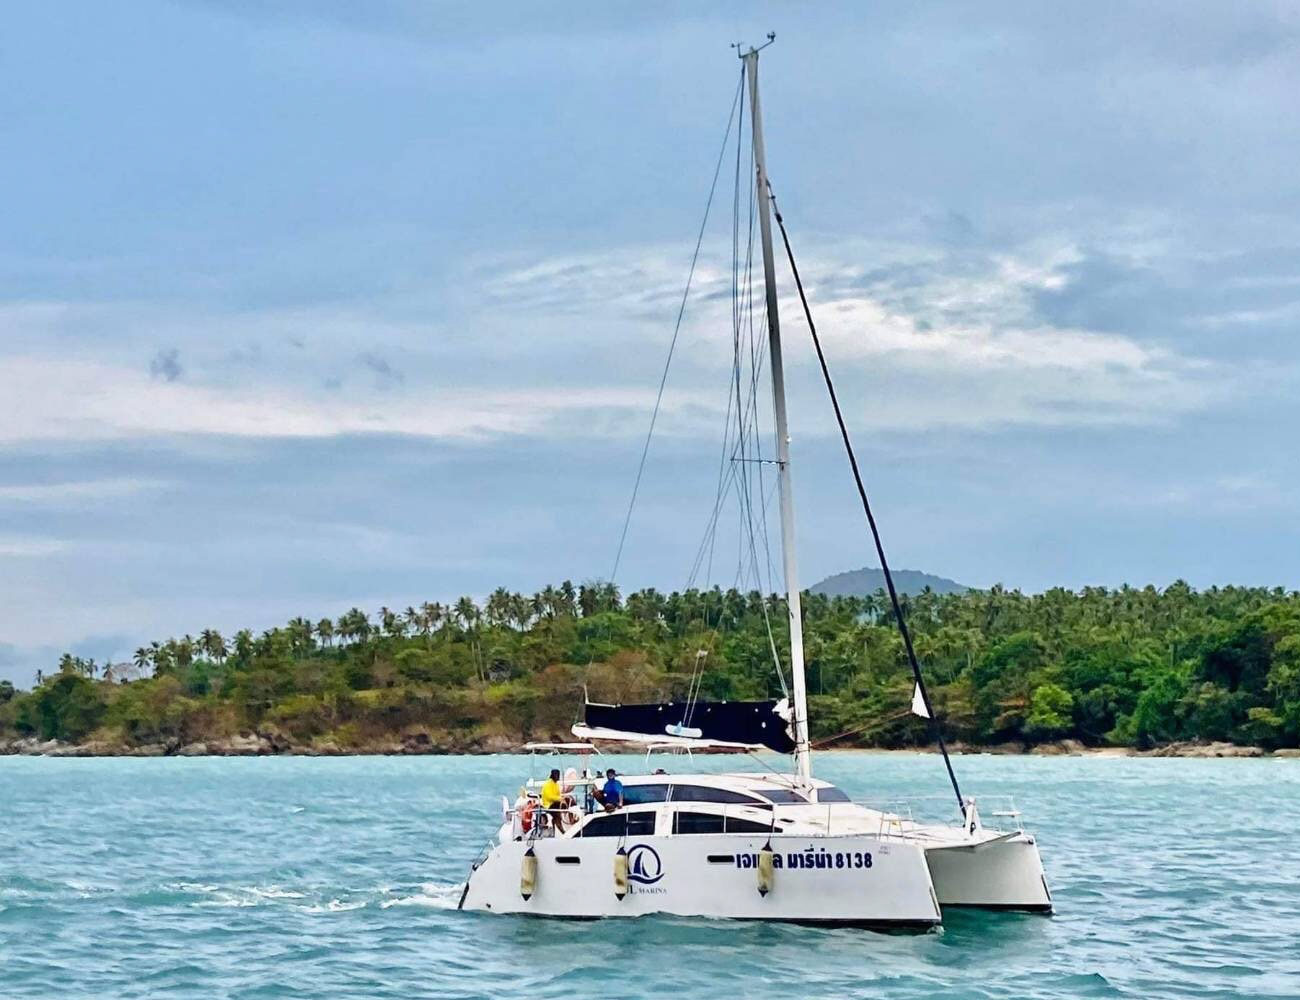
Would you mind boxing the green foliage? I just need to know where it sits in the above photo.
[3,581,1299,750]
[1024,683,1075,740]
[18,671,107,741]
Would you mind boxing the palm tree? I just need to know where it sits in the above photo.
[337,608,370,645]
[420,601,444,632]
[171,636,195,669]
[454,596,484,682]
[558,580,577,617]
[315,618,335,648]
[508,593,534,630]
[133,646,152,672]
[454,596,480,631]
[287,617,315,655]
[200,629,227,663]
[486,587,513,627]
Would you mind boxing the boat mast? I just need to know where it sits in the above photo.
[742,39,812,783]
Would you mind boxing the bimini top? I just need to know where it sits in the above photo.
[521,741,598,753]
[573,699,794,754]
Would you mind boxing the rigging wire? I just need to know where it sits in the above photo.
[608,69,745,586]
[768,186,966,812]
[679,68,790,719]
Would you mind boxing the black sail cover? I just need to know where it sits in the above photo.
[583,700,794,754]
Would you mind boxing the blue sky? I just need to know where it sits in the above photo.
[3,2,1299,684]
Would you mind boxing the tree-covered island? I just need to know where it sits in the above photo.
[3,581,1299,755]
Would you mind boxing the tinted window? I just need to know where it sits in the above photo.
[724,815,773,834]
[814,786,851,803]
[580,813,626,838]
[622,783,670,806]
[580,810,656,837]
[673,811,724,835]
[756,789,808,804]
[670,785,770,808]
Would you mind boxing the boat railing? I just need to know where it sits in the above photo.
[821,798,915,839]
[847,793,1026,835]
[501,793,1026,840]
[969,793,1024,832]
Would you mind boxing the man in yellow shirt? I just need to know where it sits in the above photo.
[540,768,569,832]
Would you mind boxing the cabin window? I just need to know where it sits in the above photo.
[755,788,808,804]
[581,810,656,838]
[669,785,770,808]
[814,786,852,803]
[725,816,774,834]
[621,783,671,806]
[626,811,656,836]
[672,811,724,835]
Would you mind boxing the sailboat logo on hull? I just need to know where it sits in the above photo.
[627,844,664,885]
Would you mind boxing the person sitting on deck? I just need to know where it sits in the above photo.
[540,768,570,832]
[594,768,624,813]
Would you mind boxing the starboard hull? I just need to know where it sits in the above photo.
[925,834,1053,912]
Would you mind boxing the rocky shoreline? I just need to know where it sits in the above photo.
[2,734,1297,759]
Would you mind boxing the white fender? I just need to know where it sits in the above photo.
[520,846,537,900]
[757,842,775,897]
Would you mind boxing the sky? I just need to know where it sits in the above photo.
[3,1,1299,685]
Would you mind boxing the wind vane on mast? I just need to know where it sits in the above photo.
[731,31,776,59]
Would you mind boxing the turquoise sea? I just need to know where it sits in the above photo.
[1,752,1297,999]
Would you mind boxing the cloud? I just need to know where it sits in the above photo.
[483,238,1230,430]
[358,350,404,388]
[0,535,67,557]
[149,347,183,382]
[0,226,1245,449]
[0,478,168,503]
[0,354,690,444]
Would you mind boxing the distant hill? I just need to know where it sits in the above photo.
[810,567,970,598]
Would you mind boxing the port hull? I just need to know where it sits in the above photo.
[461,834,942,926]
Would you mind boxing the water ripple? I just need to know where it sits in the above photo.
[1,753,1295,1000]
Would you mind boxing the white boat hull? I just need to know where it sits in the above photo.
[925,834,1052,911]
[461,833,942,927]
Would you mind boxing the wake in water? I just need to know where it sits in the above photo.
[379,882,466,910]
[141,880,467,913]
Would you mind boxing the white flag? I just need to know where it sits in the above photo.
[910,682,930,719]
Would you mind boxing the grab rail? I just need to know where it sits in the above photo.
[500,793,1027,840]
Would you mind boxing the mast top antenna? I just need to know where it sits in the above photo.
[732,32,775,59]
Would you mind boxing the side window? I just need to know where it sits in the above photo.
[814,786,851,803]
[580,810,657,838]
[756,788,808,804]
[724,815,773,834]
[622,783,670,806]
[673,811,725,835]
[670,785,770,808]
[580,813,626,838]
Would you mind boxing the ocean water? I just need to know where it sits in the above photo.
[1,752,1297,1000]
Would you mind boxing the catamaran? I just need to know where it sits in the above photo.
[458,40,1051,927]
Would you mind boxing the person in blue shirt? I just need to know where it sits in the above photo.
[595,768,624,813]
